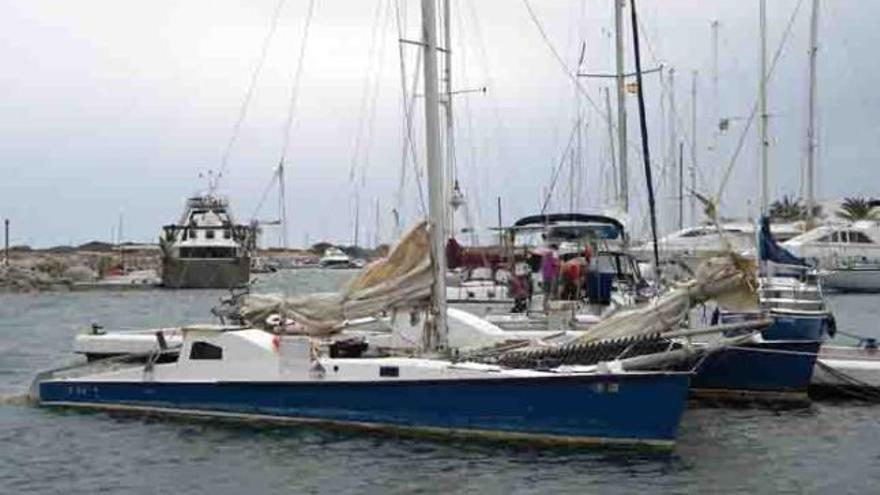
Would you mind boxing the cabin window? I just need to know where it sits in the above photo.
[189,341,223,360]
[179,247,237,259]
[223,229,231,239]
[379,366,399,377]
[680,229,708,238]
[206,230,215,240]
[848,231,873,244]
[818,232,841,243]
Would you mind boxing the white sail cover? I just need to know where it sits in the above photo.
[577,254,757,343]
[240,222,432,335]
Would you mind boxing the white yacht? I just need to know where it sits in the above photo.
[784,220,880,292]
[160,194,256,289]
[319,247,359,269]
[631,221,804,273]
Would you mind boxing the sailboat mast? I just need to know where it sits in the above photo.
[603,87,618,202]
[629,0,660,280]
[421,0,448,351]
[614,0,629,213]
[278,161,288,249]
[690,70,698,226]
[374,197,380,248]
[668,68,678,229]
[353,194,360,247]
[711,20,720,184]
[806,0,819,225]
[759,0,769,215]
[443,0,455,236]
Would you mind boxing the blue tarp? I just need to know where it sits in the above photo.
[758,216,807,266]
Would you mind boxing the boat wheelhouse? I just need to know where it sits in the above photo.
[160,194,256,289]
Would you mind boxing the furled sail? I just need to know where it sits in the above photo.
[239,221,432,334]
[575,254,757,344]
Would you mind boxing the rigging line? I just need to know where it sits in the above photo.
[358,0,396,188]
[715,0,806,203]
[521,0,648,177]
[520,0,605,121]
[522,0,660,188]
[454,1,482,237]
[216,0,288,187]
[394,0,428,217]
[348,0,388,183]
[279,0,317,163]
[464,0,513,195]
[394,0,410,221]
[250,167,281,219]
[540,117,583,215]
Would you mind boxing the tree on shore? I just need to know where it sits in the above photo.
[769,195,805,221]
[836,197,879,221]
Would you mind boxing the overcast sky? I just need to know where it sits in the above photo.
[2,0,879,248]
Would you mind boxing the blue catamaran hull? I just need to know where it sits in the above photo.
[39,373,690,446]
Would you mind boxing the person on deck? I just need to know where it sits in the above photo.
[582,243,593,298]
[508,263,530,313]
[541,244,560,311]
[560,258,582,300]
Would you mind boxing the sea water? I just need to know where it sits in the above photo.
[2,270,880,494]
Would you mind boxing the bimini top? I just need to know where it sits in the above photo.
[507,213,626,241]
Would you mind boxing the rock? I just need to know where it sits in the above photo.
[63,265,97,282]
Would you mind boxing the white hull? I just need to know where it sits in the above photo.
[819,269,880,292]
[812,346,880,393]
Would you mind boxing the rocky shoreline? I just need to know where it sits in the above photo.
[1,248,159,293]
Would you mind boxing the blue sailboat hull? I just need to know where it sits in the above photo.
[691,340,820,399]
[39,373,690,446]
[721,310,831,341]
[762,312,829,341]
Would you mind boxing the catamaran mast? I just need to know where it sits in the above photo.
[759,0,769,215]
[806,0,820,226]
[421,0,448,351]
[614,0,629,213]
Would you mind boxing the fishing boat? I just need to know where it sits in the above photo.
[160,194,256,289]
[33,0,693,448]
